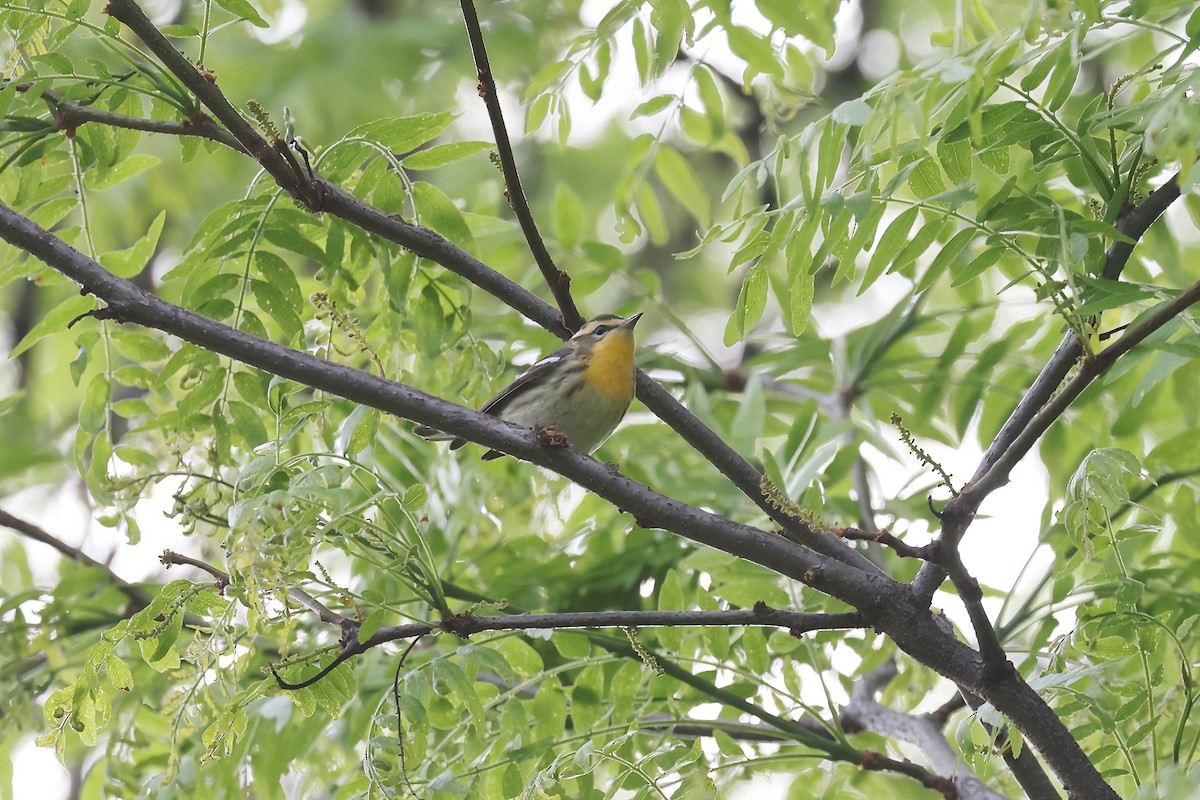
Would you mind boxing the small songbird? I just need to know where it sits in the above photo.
[415,313,642,460]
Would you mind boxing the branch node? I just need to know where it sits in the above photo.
[439,611,476,639]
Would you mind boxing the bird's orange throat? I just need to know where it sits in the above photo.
[585,332,636,399]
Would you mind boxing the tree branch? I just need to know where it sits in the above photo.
[159,549,356,632]
[0,201,1121,798]
[457,0,583,329]
[0,506,153,609]
[16,83,247,153]
[971,275,1200,497]
[99,0,878,577]
[936,551,1010,678]
[914,173,1185,598]
[843,661,1007,800]
[364,604,865,648]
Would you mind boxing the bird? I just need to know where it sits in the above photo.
[415,313,642,460]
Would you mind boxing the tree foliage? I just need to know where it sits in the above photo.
[1,0,1199,798]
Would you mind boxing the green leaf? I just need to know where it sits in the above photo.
[358,610,387,644]
[631,95,676,119]
[950,245,1004,287]
[112,330,170,362]
[412,181,477,255]
[907,156,946,199]
[86,154,160,190]
[402,141,493,170]
[525,93,551,134]
[10,296,94,358]
[860,207,919,294]
[346,113,454,154]
[789,271,815,336]
[723,264,768,346]
[252,279,303,340]
[726,26,784,80]
[654,147,710,226]
[937,137,973,183]
[79,374,110,434]
[915,228,975,293]
[213,0,269,27]
[100,210,165,278]
[105,655,133,692]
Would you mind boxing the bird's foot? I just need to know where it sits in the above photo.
[537,425,569,449]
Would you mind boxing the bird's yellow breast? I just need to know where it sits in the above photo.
[584,332,636,399]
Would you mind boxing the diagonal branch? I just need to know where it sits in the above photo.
[159,549,355,632]
[0,201,1120,798]
[0,506,153,608]
[971,277,1200,497]
[458,0,583,329]
[0,199,860,599]
[936,549,1010,678]
[843,661,1007,800]
[914,173,1187,598]
[100,0,878,575]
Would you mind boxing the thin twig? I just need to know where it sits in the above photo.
[19,84,247,153]
[393,636,427,800]
[836,527,937,560]
[457,0,583,329]
[160,549,355,631]
[0,507,153,608]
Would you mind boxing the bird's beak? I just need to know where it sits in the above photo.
[620,312,643,330]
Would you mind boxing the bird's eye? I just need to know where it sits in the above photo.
[592,325,611,336]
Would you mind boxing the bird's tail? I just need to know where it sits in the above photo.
[413,424,466,449]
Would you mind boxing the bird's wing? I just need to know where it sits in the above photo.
[477,343,574,417]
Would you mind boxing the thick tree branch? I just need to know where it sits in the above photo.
[844,662,1005,800]
[972,276,1200,496]
[0,199,865,600]
[0,507,153,609]
[0,204,1119,798]
[363,605,865,647]
[914,172,1187,598]
[457,0,583,329]
[98,0,879,576]
[103,0,306,199]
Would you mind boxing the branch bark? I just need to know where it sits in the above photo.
[98,0,880,577]
[457,0,583,329]
[844,662,1007,800]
